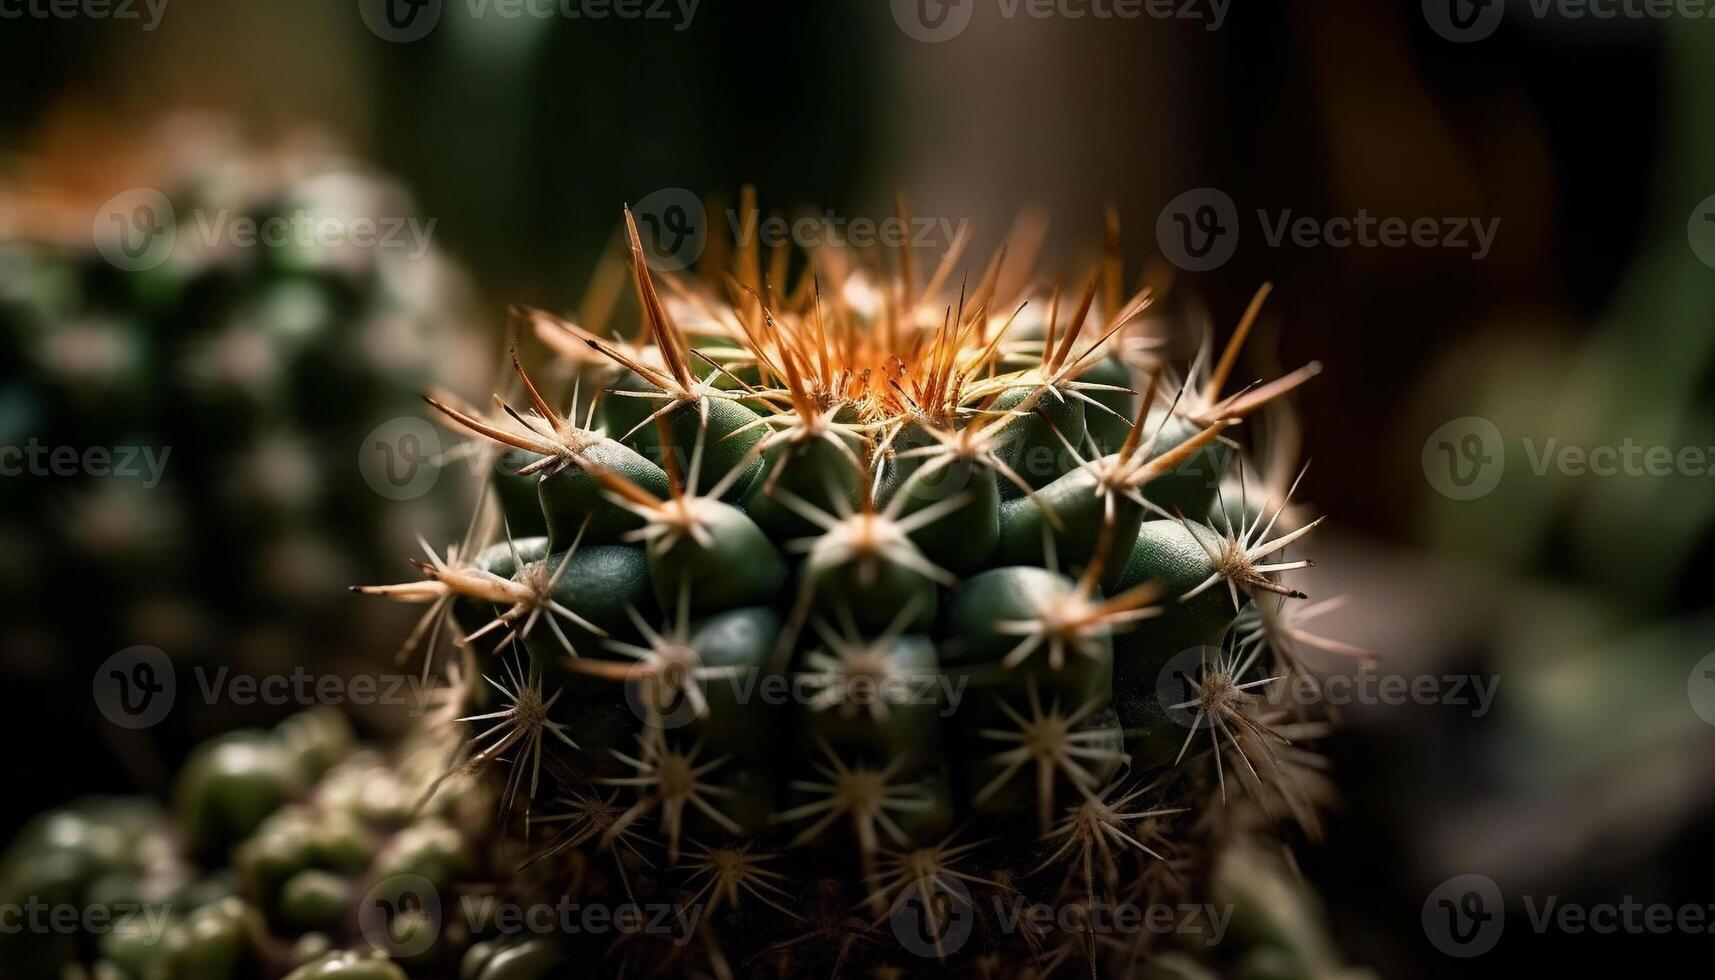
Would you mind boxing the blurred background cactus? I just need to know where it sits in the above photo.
[0,709,504,979]
[0,111,486,671]
[0,112,489,841]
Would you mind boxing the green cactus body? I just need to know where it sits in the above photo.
[1082,355,1138,454]
[0,122,481,681]
[536,438,668,548]
[338,212,1348,975]
[742,432,863,540]
[645,499,786,614]
[891,453,1003,574]
[991,382,1087,494]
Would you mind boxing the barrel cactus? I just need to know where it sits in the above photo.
[343,206,1362,976]
[0,116,482,674]
[5,203,1366,978]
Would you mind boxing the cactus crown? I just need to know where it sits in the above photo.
[346,198,1359,977]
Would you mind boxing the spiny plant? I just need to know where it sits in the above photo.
[0,709,507,980]
[2,198,1369,980]
[342,199,1367,977]
[0,114,483,677]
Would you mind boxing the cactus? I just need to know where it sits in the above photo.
[0,117,482,673]
[0,710,508,980]
[6,203,1368,978]
[342,205,1363,976]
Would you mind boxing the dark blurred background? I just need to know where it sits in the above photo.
[4,2,1713,977]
